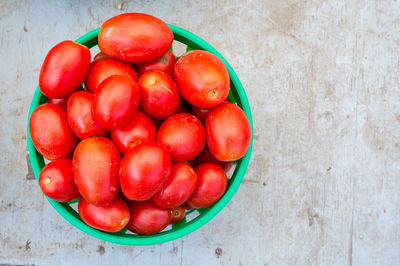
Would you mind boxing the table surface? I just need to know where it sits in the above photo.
[1,0,399,265]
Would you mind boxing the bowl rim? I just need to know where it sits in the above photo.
[27,24,253,246]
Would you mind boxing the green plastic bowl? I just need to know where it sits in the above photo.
[27,25,253,245]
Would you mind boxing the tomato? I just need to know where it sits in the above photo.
[126,200,171,235]
[99,13,173,63]
[72,137,120,206]
[206,102,251,161]
[39,40,90,98]
[153,105,190,130]
[192,106,212,124]
[67,91,108,139]
[38,159,80,202]
[48,96,69,110]
[78,195,130,233]
[187,163,227,209]
[135,50,176,76]
[110,110,156,155]
[174,50,229,108]
[48,85,83,110]
[157,113,205,161]
[85,58,138,93]
[29,104,77,160]
[193,146,233,172]
[93,75,140,129]
[177,105,190,114]
[93,51,110,62]
[184,202,192,210]
[171,205,186,224]
[119,142,171,201]
[138,71,180,120]
[153,163,197,208]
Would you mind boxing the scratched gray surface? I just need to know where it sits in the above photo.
[1,0,400,265]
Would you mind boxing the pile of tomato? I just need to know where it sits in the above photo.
[29,13,251,235]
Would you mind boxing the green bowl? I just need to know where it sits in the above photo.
[27,24,253,245]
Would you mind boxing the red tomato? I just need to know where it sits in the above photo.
[206,103,251,161]
[193,146,233,172]
[93,51,110,62]
[152,105,190,130]
[29,104,77,160]
[48,85,83,110]
[157,113,205,161]
[171,205,186,224]
[39,40,90,97]
[99,13,173,63]
[138,71,180,120]
[135,50,176,76]
[72,137,120,206]
[127,200,171,235]
[187,163,227,209]
[177,105,190,114]
[174,50,229,108]
[85,58,138,93]
[119,142,172,201]
[184,202,192,210]
[38,159,80,202]
[48,96,69,110]
[67,91,108,139]
[192,106,212,124]
[78,195,130,233]
[153,163,197,208]
[110,110,157,155]
[93,75,140,129]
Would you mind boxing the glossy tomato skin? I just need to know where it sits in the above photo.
[206,102,251,161]
[93,75,140,129]
[99,13,173,63]
[153,163,197,208]
[119,142,172,201]
[171,205,186,224]
[48,96,69,110]
[29,104,77,160]
[78,195,130,233]
[138,71,180,120]
[67,91,108,139]
[174,50,229,108]
[192,106,212,124]
[93,51,110,62]
[85,58,138,93]
[193,146,233,172]
[110,110,156,155]
[157,113,205,161]
[73,137,121,206]
[39,40,90,98]
[38,159,80,202]
[127,200,172,235]
[135,50,176,76]
[187,163,227,209]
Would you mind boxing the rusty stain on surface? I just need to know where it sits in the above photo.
[215,247,222,258]
[96,245,105,255]
[307,208,319,226]
[25,240,31,251]
[242,178,260,184]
